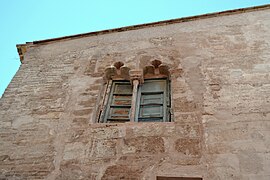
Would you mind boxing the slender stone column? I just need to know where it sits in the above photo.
[130,79,139,122]
[129,69,144,122]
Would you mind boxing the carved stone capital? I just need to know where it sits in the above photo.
[129,69,144,84]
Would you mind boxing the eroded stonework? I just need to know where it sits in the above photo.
[1,5,270,180]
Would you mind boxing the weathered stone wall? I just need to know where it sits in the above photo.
[0,7,270,180]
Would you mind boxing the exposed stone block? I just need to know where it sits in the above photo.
[175,138,201,156]
[123,136,165,154]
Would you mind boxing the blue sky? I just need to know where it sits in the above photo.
[0,0,269,97]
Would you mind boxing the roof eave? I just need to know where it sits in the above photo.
[16,4,270,63]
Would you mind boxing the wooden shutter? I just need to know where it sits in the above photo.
[105,81,132,123]
[137,79,170,122]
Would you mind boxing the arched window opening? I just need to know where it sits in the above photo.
[99,60,171,123]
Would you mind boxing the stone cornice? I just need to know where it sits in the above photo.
[16,44,28,63]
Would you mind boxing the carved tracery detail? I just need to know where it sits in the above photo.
[104,61,131,81]
[143,60,170,78]
[104,59,170,81]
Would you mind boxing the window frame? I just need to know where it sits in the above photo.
[135,78,171,122]
[101,78,171,123]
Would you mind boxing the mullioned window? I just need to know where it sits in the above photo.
[98,60,171,123]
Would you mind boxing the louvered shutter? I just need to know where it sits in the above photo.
[105,81,132,123]
[136,79,170,122]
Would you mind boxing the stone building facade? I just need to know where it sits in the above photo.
[0,5,270,180]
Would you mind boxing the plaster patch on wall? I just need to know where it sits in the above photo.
[12,116,34,128]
